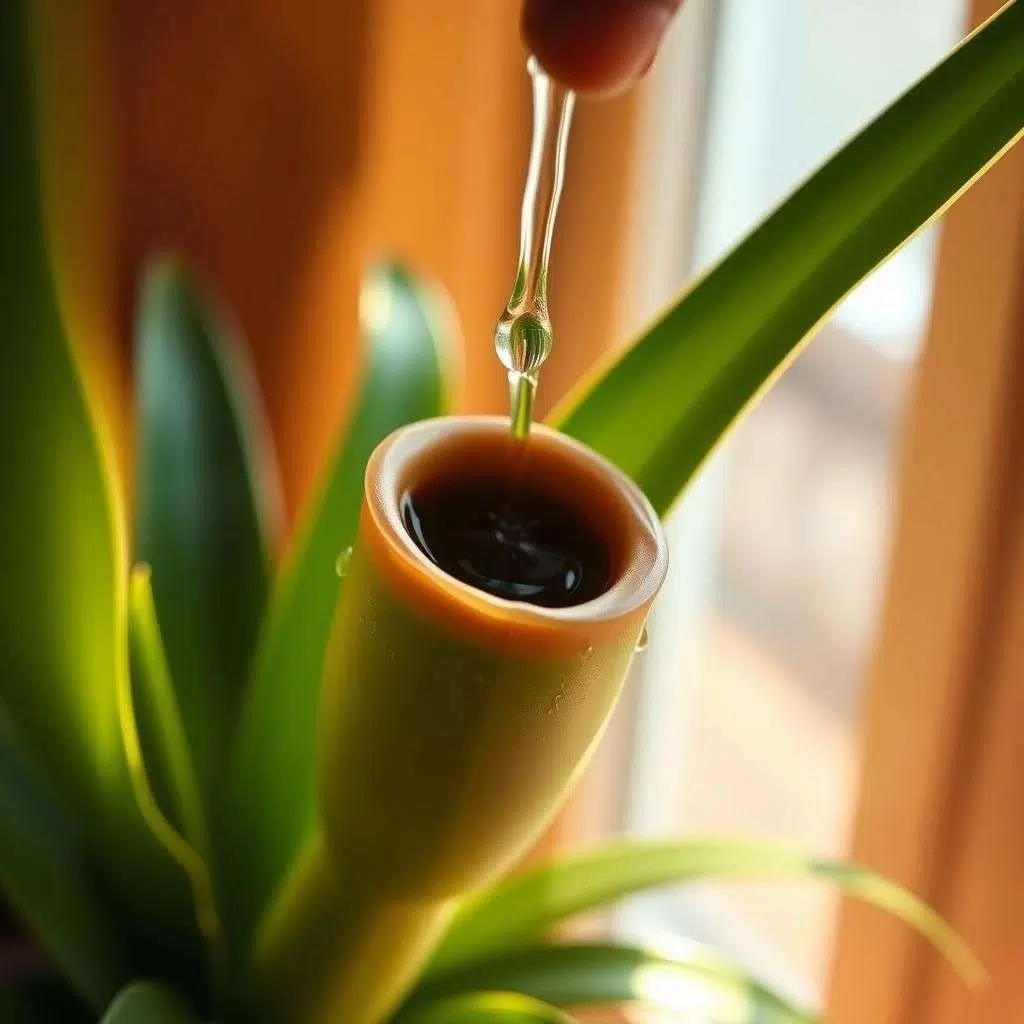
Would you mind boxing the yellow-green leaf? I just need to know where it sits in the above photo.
[550,0,1024,516]
[430,839,982,985]
[0,0,196,950]
[395,991,577,1024]
[404,944,815,1023]
[100,983,198,1024]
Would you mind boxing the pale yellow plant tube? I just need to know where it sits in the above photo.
[254,417,667,1024]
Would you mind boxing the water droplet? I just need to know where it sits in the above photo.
[547,688,566,716]
[494,60,575,439]
[335,547,353,578]
[635,625,649,653]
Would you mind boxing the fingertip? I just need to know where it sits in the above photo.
[522,0,678,96]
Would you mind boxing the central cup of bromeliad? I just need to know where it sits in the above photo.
[256,416,667,1024]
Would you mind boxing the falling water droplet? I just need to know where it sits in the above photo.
[335,547,353,578]
[495,59,575,438]
[635,625,649,653]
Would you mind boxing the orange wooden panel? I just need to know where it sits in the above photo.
[825,3,1024,1010]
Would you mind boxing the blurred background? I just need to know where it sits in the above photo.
[612,0,965,1006]
[89,0,1022,1021]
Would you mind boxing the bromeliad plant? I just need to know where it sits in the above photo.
[2,0,1023,1021]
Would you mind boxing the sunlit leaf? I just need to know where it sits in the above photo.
[405,944,815,1023]
[227,264,456,944]
[431,838,982,984]
[551,1,1024,516]
[136,257,278,813]
[100,983,198,1024]
[394,991,577,1024]
[0,0,197,951]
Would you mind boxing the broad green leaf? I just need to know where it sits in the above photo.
[227,264,456,944]
[136,257,277,810]
[550,1,1024,515]
[0,0,196,950]
[0,711,121,1007]
[100,983,198,1024]
[430,838,982,984]
[403,944,815,1023]
[394,991,577,1024]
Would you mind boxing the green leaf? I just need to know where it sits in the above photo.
[125,565,226,984]
[135,256,277,810]
[394,991,577,1024]
[128,566,210,868]
[0,712,121,1007]
[430,839,982,985]
[100,983,198,1024]
[227,263,455,944]
[0,0,195,950]
[550,0,1024,515]
[403,944,816,1023]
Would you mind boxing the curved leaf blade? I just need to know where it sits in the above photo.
[0,0,196,950]
[127,567,214,893]
[404,944,815,1023]
[227,264,456,943]
[119,570,226,982]
[135,257,278,808]
[550,0,1024,515]
[0,711,122,1007]
[430,838,982,984]
[395,991,577,1024]
[100,983,198,1024]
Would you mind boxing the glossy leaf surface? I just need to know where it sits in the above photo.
[0,0,195,949]
[394,991,576,1024]
[406,944,815,1023]
[551,1,1024,516]
[432,839,981,984]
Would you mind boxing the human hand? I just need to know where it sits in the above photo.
[522,0,683,96]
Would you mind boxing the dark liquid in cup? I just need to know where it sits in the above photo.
[402,475,611,608]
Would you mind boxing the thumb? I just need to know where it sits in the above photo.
[522,0,682,96]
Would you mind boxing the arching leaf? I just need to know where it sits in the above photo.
[394,991,577,1024]
[551,1,1024,516]
[100,983,198,1024]
[431,838,981,985]
[0,0,198,955]
[135,257,278,812]
[404,944,815,1023]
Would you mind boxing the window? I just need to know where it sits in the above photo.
[613,0,971,1009]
